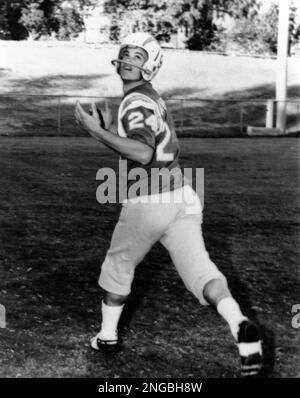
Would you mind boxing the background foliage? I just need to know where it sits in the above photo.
[0,0,299,55]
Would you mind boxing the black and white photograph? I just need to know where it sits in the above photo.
[0,0,299,382]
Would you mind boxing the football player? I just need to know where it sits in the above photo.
[75,32,263,377]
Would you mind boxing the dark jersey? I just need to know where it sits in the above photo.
[117,82,184,199]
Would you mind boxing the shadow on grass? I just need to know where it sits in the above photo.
[0,76,299,137]
[0,73,112,136]
[0,68,12,77]
[222,83,300,101]
[2,72,111,94]
[164,84,300,137]
[161,87,207,98]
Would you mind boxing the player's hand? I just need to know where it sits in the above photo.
[89,100,116,133]
[100,100,114,131]
[75,101,104,137]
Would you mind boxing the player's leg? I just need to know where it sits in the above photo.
[91,203,153,350]
[90,291,128,350]
[160,188,262,376]
[203,278,263,376]
[159,213,228,307]
[91,200,178,351]
[203,278,246,338]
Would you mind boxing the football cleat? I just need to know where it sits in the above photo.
[90,333,120,353]
[236,320,263,377]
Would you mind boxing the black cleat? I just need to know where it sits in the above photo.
[90,334,121,353]
[237,320,263,377]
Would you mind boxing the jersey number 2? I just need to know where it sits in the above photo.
[128,111,144,130]
[157,123,174,161]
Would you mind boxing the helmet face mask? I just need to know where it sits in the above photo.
[112,32,163,82]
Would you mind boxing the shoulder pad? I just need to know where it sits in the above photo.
[120,93,157,117]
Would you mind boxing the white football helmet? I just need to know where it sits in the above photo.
[112,32,163,81]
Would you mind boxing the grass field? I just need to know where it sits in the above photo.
[0,137,299,378]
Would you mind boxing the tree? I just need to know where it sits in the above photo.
[174,0,261,50]
[0,6,10,39]
[177,1,217,50]
[224,2,300,56]
[104,0,179,43]
[289,3,300,55]
[20,2,47,40]
[0,0,31,39]
[0,0,91,40]
[54,4,84,40]
[103,0,261,49]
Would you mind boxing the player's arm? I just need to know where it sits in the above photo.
[90,128,154,165]
[75,101,153,165]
